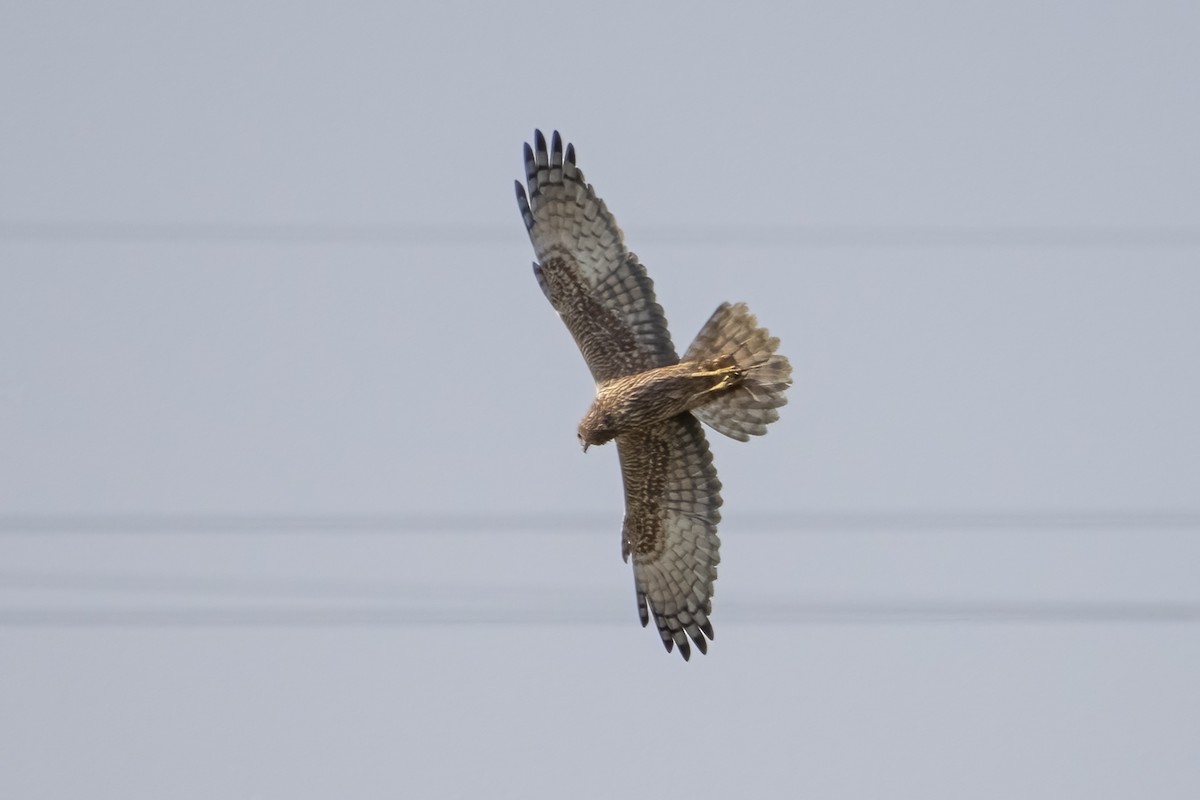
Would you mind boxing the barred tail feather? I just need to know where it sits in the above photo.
[683,302,793,442]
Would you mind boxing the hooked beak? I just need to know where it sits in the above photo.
[581,442,590,453]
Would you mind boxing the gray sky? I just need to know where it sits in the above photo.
[2,2,1198,798]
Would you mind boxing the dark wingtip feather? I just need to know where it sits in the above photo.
[522,142,536,179]
[551,131,562,166]
[534,129,546,154]
[515,180,534,232]
[700,620,715,640]
[566,143,576,165]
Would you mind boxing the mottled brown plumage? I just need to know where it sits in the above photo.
[578,358,741,449]
[515,130,792,659]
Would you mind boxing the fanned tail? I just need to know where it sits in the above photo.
[683,302,792,441]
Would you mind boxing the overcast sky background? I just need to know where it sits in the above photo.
[2,2,1198,798]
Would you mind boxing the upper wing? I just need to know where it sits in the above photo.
[617,414,723,660]
[515,130,677,382]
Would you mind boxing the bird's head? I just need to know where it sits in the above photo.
[577,407,617,452]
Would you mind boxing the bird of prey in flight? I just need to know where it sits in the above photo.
[516,130,792,659]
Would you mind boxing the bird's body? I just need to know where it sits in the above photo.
[515,130,792,659]
[580,358,741,448]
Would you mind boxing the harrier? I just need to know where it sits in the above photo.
[515,131,792,660]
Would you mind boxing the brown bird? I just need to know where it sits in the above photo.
[515,130,792,659]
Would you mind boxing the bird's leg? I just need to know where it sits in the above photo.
[696,364,743,394]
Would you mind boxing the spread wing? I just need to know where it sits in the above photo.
[515,130,677,382]
[617,414,722,660]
